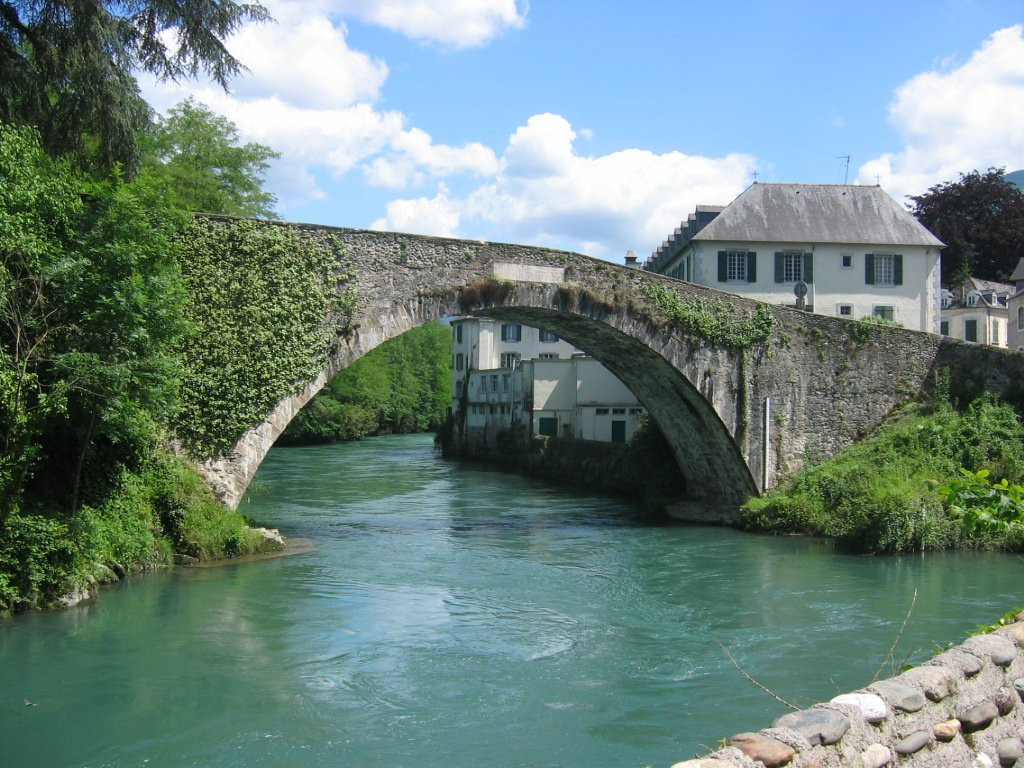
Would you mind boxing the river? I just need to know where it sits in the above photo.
[2,433,1023,767]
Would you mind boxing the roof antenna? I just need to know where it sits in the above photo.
[837,155,850,184]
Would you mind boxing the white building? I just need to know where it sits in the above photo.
[645,183,945,333]
[940,277,1012,347]
[450,317,644,444]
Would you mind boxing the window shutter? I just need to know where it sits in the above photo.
[746,252,756,283]
[803,253,813,284]
[718,251,727,282]
[774,252,785,283]
[865,253,875,285]
[893,254,903,285]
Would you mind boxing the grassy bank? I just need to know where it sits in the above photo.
[743,395,1024,553]
[0,449,277,616]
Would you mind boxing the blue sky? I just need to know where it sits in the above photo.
[140,1,1024,262]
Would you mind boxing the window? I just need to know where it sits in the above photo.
[478,377,487,393]
[966,293,979,307]
[500,323,521,342]
[454,353,464,371]
[784,252,803,282]
[612,408,626,415]
[539,329,558,343]
[940,320,949,336]
[717,251,755,283]
[965,318,978,342]
[455,324,463,344]
[865,254,902,286]
[840,253,852,269]
[490,374,499,391]
[837,304,853,317]
[873,306,895,321]
[539,352,559,360]
[538,417,558,437]
[455,381,463,397]
[595,408,609,415]
[1018,306,1024,331]
[992,320,1000,344]
[500,352,521,369]
[502,373,510,392]
[630,408,643,415]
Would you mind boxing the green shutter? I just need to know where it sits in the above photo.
[747,252,757,283]
[718,251,727,282]
[774,252,785,283]
[865,253,875,285]
[893,254,903,285]
[803,253,813,284]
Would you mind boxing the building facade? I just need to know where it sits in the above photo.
[450,317,644,446]
[940,277,1012,347]
[644,183,944,333]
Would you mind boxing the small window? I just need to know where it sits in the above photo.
[966,293,979,307]
[940,320,949,336]
[965,318,978,342]
[840,253,852,269]
[1017,306,1024,331]
[454,353,464,371]
[455,381,463,396]
[612,408,626,415]
[455,324,463,344]
[539,352,559,360]
[500,323,522,342]
[595,408,609,415]
[500,352,521,369]
[538,417,558,437]
[866,254,901,286]
[502,373,510,392]
[992,320,1000,344]
[478,377,487,393]
[873,306,895,321]
[727,251,748,282]
[489,405,496,414]
[784,252,803,283]
[539,329,558,343]
[837,304,853,317]
[490,374,499,391]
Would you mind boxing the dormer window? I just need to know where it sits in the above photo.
[966,292,979,307]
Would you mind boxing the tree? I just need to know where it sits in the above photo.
[0,0,269,175]
[908,169,1024,285]
[139,99,279,218]
[0,122,186,515]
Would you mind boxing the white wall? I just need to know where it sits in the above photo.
[678,241,940,332]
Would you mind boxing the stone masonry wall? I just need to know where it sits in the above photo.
[671,617,1024,768]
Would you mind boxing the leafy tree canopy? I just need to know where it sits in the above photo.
[0,0,270,175]
[908,168,1024,285]
[139,99,280,218]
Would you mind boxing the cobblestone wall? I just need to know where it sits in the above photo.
[672,617,1024,768]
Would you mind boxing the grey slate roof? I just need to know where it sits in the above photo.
[1009,257,1024,282]
[691,183,945,247]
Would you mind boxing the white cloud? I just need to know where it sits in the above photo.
[364,128,500,188]
[374,113,756,259]
[858,25,1024,198]
[333,0,527,48]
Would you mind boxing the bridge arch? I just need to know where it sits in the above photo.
[184,219,1024,519]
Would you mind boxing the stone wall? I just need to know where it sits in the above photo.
[672,617,1024,768]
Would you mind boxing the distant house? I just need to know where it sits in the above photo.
[449,317,644,445]
[644,183,945,333]
[940,277,1013,347]
[1006,258,1024,351]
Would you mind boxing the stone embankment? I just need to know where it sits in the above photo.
[673,616,1024,768]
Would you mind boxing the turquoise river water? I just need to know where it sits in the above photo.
[3,433,1024,768]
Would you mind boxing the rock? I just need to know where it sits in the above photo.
[869,680,926,712]
[930,648,983,676]
[55,585,94,608]
[254,526,286,551]
[91,563,119,584]
[110,562,127,579]
[976,754,995,768]
[995,687,1017,715]
[729,732,796,767]
[894,665,959,702]
[997,622,1024,648]
[894,730,932,755]
[962,635,1018,667]
[1014,678,1024,698]
[859,743,891,768]
[830,692,887,723]
[998,738,1023,767]
[933,719,961,742]
[173,553,199,566]
[959,701,1000,732]
[773,708,850,746]
[670,760,736,768]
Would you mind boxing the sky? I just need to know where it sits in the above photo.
[138,1,1024,263]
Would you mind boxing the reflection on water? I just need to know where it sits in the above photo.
[2,434,1023,768]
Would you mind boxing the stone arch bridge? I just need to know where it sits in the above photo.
[192,218,1024,521]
